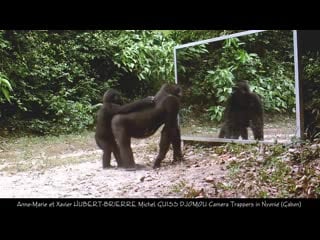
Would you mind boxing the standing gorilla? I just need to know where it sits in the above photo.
[95,89,154,168]
[111,83,184,169]
[218,80,264,140]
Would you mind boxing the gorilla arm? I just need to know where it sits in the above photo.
[116,96,154,114]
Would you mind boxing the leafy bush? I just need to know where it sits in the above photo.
[46,95,94,134]
[0,30,176,135]
[0,72,12,103]
[111,30,176,92]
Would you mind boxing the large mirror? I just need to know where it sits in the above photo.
[175,30,302,144]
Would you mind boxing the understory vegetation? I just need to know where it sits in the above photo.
[1,30,318,138]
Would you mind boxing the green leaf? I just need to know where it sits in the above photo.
[0,78,13,91]
[1,88,11,102]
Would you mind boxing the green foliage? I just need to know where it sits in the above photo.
[46,95,94,134]
[207,105,224,122]
[178,31,295,122]
[0,72,12,102]
[0,30,175,134]
[170,30,241,44]
[111,30,176,90]
[0,32,13,103]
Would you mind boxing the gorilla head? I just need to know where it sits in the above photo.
[103,89,123,105]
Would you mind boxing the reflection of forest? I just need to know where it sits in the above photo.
[176,30,297,143]
[180,113,296,142]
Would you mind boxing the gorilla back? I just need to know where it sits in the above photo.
[111,84,183,169]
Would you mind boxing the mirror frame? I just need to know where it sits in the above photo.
[174,30,304,144]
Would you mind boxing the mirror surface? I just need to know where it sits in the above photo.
[175,30,297,143]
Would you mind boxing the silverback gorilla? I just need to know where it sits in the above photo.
[218,80,264,140]
[111,83,184,169]
[95,89,154,168]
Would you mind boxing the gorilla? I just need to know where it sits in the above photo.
[111,83,184,169]
[218,80,264,140]
[95,89,154,168]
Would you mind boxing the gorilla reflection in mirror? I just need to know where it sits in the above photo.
[218,80,264,140]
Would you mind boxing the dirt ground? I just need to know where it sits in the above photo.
[0,131,227,198]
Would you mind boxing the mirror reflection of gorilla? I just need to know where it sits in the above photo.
[111,83,184,169]
[218,80,264,140]
[95,89,154,168]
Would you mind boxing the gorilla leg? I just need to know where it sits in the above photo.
[95,134,123,168]
[240,127,248,140]
[111,143,122,167]
[153,126,183,168]
[96,139,112,168]
[251,118,264,140]
[153,128,171,168]
[219,121,242,139]
[102,149,112,168]
[218,123,228,138]
[227,125,240,139]
[171,127,183,162]
[114,127,136,168]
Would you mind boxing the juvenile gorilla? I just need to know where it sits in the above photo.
[95,89,154,168]
[218,81,264,140]
[111,84,183,169]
